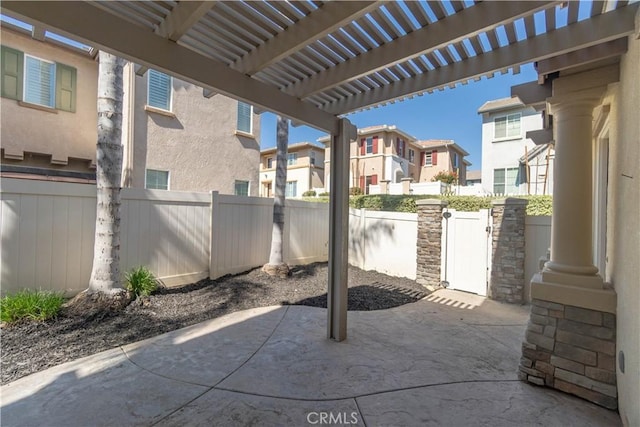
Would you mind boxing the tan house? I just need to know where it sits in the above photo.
[0,23,260,195]
[320,125,469,194]
[259,142,325,198]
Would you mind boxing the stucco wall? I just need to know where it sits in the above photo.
[0,28,98,170]
[129,70,260,194]
[612,34,640,427]
[480,106,544,194]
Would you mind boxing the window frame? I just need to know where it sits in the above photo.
[493,113,522,141]
[234,180,250,196]
[267,157,273,169]
[409,148,415,164]
[451,152,459,169]
[145,169,170,190]
[287,152,297,166]
[23,53,56,108]
[236,101,253,134]
[310,150,316,166]
[147,69,173,112]
[493,167,520,194]
[424,151,433,167]
[285,180,297,198]
[365,137,373,154]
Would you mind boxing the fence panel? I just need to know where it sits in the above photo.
[524,215,552,302]
[348,208,417,279]
[286,200,329,265]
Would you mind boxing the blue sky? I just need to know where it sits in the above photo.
[260,63,538,170]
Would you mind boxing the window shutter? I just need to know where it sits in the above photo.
[432,150,438,165]
[148,69,171,110]
[372,174,378,185]
[360,138,365,155]
[1,46,23,100]
[55,63,76,112]
[420,152,425,166]
[373,136,379,154]
[359,176,365,190]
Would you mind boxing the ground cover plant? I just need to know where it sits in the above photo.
[125,266,159,298]
[0,290,65,323]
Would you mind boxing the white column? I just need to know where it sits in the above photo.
[532,86,616,313]
[327,118,356,341]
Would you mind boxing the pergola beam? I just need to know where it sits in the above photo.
[536,38,628,76]
[286,1,557,98]
[1,0,339,133]
[31,25,46,41]
[324,3,639,115]
[231,1,381,75]
[155,1,213,42]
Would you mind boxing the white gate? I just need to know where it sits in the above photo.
[441,209,491,296]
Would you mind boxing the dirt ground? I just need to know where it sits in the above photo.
[1,263,430,385]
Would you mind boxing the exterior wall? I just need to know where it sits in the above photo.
[480,106,546,194]
[610,34,640,427]
[0,27,98,171]
[259,145,325,197]
[128,66,260,194]
[415,147,468,184]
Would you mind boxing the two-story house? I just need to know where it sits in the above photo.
[0,21,260,195]
[320,125,469,194]
[259,142,325,198]
[478,96,554,195]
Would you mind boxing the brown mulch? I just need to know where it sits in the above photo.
[0,263,430,385]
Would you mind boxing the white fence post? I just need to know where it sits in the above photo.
[209,191,219,280]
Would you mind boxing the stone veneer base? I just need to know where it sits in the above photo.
[519,299,617,409]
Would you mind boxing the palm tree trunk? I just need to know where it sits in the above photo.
[263,115,290,277]
[88,52,125,294]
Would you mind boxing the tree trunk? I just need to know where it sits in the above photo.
[263,115,290,277]
[88,51,126,294]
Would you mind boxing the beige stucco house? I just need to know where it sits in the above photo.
[0,24,260,195]
[320,125,469,194]
[259,142,324,198]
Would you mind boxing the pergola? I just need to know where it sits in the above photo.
[2,0,637,342]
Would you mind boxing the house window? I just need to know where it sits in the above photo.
[494,113,521,139]
[145,169,169,190]
[286,181,297,197]
[267,157,273,169]
[493,167,520,194]
[424,152,432,166]
[287,153,297,165]
[310,151,316,166]
[366,137,373,154]
[24,55,56,108]
[409,149,415,163]
[1,46,77,111]
[147,69,172,111]
[237,101,252,134]
[452,152,459,169]
[234,180,249,196]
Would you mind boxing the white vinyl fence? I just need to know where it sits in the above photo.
[1,178,329,295]
[348,208,418,279]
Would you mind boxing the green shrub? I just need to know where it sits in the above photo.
[302,190,316,197]
[521,195,553,216]
[125,266,158,298]
[319,192,329,197]
[302,197,330,203]
[362,195,383,210]
[349,187,363,196]
[442,195,493,212]
[349,195,365,209]
[0,290,65,323]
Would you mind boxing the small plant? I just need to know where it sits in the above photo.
[349,187,363,196]
[125,266,158,298]
[302,190,317,197]
[0,290,65,323]
[431,171,458,185]
[319,192,330,197]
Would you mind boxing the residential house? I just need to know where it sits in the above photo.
[320,125,469,194]
[465,170,482,185]
[0,23,260,195]
[478,96,554,195]
[259,142,325,198]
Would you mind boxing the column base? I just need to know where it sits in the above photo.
[519,298,617,410]
[531,272,616,314]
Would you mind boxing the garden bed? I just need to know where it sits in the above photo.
[1,263,429,385]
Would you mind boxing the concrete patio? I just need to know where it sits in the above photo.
[0,289,620,426]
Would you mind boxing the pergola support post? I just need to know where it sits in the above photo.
[327,118,356,341]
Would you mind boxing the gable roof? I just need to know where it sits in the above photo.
[466,170,482,181]
[416,140,470,156]
[477,96,526,114]
[260,141,323,155]
[317,124,416,144]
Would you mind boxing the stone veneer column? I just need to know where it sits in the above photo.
[490,198,527,303]
[520,80,617,409]
[415,199,446,288]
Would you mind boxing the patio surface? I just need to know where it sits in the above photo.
[0,289,620,426]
